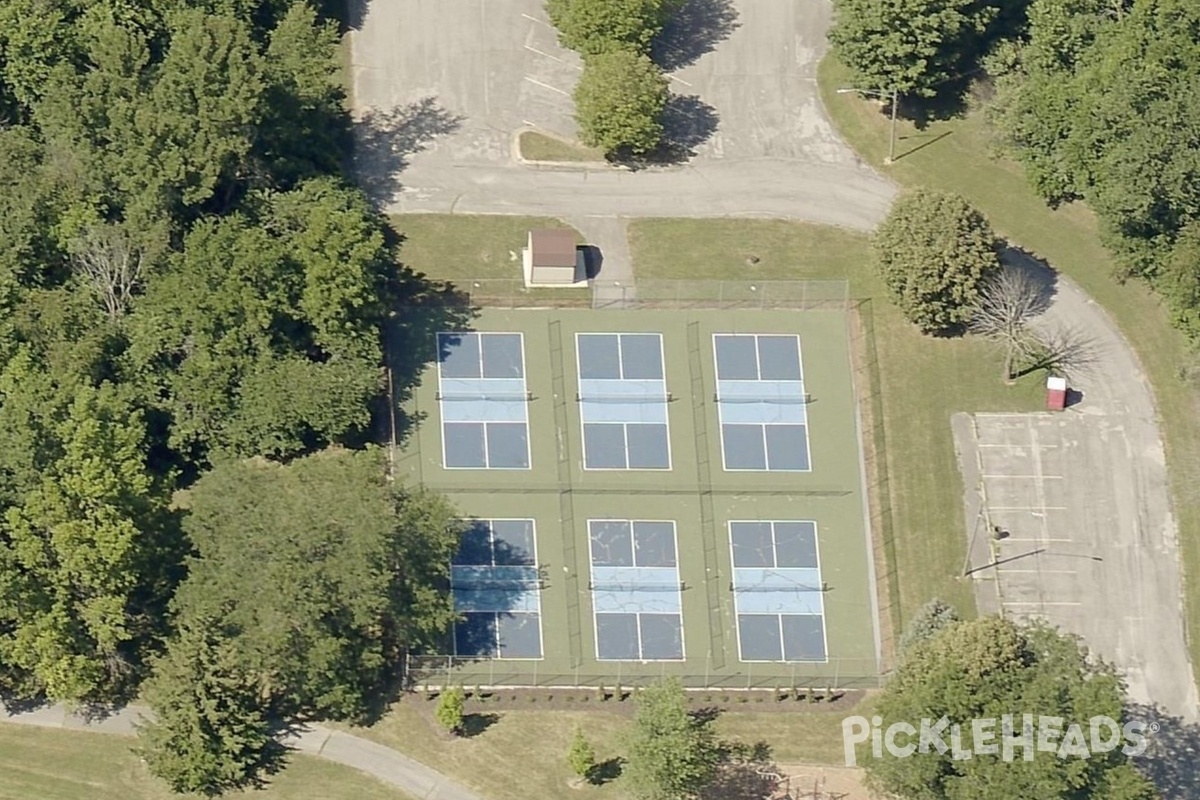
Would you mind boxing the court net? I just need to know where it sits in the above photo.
[436,391,533,402]
[713,393,811,404]
[589,580,685,592]
[730,581,826,592]
[452,579,546,592]
[576,393,674,403]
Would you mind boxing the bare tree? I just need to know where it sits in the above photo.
[969,266,1051,380]
[70,223,145,322]
[1020,323,1098,380]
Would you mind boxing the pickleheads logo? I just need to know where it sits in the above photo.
[841,714,1156,767]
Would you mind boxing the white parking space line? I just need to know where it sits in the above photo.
[520,12,551,26]
[988,506,1068,511]
[978,443,1060,448]
[1004,601,1083,607]
[997,569,1076,575]
[1000,537,1074,543]
[524,76,569,96]
[982,474,1064,479]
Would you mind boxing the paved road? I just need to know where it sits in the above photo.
[0,702,486,800]
[956,270,1199,723]
[349,0,895,230]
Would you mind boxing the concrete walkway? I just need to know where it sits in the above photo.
[567,215,635,306]
[0,702,486,800]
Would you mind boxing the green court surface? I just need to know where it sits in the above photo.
[397,308,881,689]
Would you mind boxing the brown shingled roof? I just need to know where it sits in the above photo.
[529,229,577,268]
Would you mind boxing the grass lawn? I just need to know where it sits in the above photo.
[518,131,605,163]
[389,214,589,305]
[817,55,1200,680]
[629,217,1046,626]
[350,697,873,800]
[0,724,409,800]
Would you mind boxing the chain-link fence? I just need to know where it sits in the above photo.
[445,278,850,310]
[406,654,884,691]
[593,279,851,310]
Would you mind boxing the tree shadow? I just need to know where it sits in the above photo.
[380,273,475,451]
[587,757,624,785]
[353,97,464,207]
[999,244,1059,316]
[901,81,975,127]
[702,739,778,800]
[661,94,719,159]
[325,0,369,32]
[690,705,722,725]
[651,0,741,72]
[699,763,779,800]
[1127,703,1200,799]
[0,693,47,715]
[461,712,499,738]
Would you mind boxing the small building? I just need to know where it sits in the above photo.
[523,229,586,287]
[1046,375,1068,410]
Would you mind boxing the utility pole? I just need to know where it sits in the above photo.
[835,87,899,165]
[886,87,898,165]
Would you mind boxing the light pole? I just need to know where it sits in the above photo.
[836,87,899,165]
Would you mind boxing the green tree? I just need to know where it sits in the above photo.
[137,616,282,796]
[125,196,386,462]
[545,0,682,55]
[0,383,180,703]
[1163,220,1200,342]
[867,616,1156,799]
[872,189,1000,332]
[255,0,350,185]
[567,725,597,780]
[898,598,959,655]
[991,0,1200,283]
[435,685,466,735]
[829,0,997,98]
[170,448,460,720]
[624,678,720,800]
[574,50,668,156]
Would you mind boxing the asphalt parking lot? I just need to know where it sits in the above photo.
[956,410,1198,720]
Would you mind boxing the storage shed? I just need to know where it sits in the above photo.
[523,229,585,286]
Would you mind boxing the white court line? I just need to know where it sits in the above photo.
[524,76,569,96]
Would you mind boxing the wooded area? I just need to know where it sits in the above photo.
[0,0,464,791]
[831,0,1200,343]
